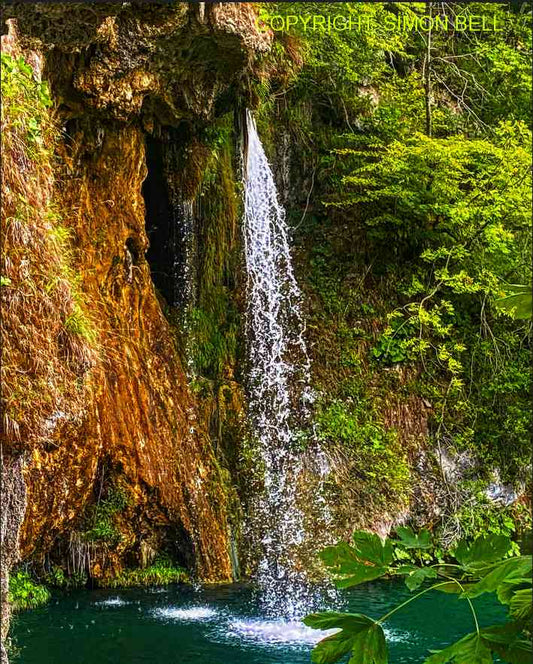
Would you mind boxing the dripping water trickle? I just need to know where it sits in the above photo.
[173,199,197,376]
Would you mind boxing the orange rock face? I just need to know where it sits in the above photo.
[2,2,272,583]
[19,125,232,581]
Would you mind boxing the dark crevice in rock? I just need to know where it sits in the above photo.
[143,135,176,306]
[143,129,198,309]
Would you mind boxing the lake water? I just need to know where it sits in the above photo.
[11,580,506,663]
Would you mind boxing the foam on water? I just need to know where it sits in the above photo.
[95,597,127,607]
[227,619,338,646]
[221,617,409,649]
[152,606,218,622]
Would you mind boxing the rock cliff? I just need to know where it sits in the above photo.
[1,4,270,657]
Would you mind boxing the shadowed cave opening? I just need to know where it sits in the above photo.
[142,135,176,305]
[142,133,192,308]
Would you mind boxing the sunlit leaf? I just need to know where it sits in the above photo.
[352,531,394,567]
[305,613,387,664]
[496,285,532,320]
[454,534,512,569]
[394,526,432,550]
[404,567,437,591]
[464,556,532,599]
[319,532,392,589]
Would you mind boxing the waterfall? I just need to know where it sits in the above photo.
[243,110,317,618]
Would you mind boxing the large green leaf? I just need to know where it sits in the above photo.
[394,526,432,550]
[319,532,392,589]
[425,632,493,663]
[496,284,532,320]
[304,613,388,664]
[454,534,512,569]
[464,556,532,599]
[509,588,533,621]
[352,531,394,567]
[479,623,532,664]
[319,544,389,588]
[348,622,388,664]
[404,566,437,591]
[426,623,532,664]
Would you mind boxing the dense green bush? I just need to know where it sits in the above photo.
[8,571,50,611]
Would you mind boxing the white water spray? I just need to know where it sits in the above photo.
[243,110,321,618]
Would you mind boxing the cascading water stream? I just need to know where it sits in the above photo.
[173,199,197,376]
[243,110,321,618]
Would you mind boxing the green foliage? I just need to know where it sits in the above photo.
[82,487,129,545]
[8,571,51,612]
[306,530,532,664]
[425,625,531,664]
[44,566,88,589]
[304,612,387,664]
[262,2,531,515]
[1,53,52,158]
[454,534,513,569]
[316,393,411,506]
[326,123,531,485]
[450,488,529,554]
[496,285,532,320]
[99,558,187,588]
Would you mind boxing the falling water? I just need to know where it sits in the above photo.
[172,199,197,310]
[243,110,318,618]
[172,199,197,375]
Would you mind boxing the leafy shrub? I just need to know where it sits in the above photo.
[8,571,50,611]
[83,487,129,544]
[44,566,88,589]
[306,529,532,663]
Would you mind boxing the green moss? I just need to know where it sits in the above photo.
[316,394,411,504]
[188,121,241,381]
[8,571,51,611]
[188,301,239,380]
